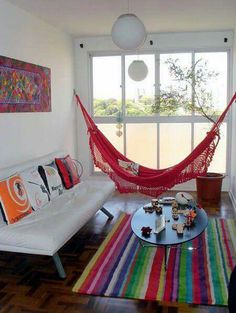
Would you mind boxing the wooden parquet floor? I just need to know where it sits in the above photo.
[0,191,234,313]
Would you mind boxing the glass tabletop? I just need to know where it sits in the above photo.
[131,204,208,246]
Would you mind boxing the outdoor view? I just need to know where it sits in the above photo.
[92,52,228,173]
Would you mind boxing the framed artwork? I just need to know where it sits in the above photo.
[0,55,51,113]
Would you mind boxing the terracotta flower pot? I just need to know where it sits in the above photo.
[196,173,224,207]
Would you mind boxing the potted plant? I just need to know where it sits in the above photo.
[151,57,224,207]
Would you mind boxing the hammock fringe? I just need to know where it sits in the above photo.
[75,92,236,197]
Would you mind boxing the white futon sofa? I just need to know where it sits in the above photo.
[0,152,115,278]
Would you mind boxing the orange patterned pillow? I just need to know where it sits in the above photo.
[0,174,33,224]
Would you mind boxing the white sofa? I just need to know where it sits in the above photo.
[0,152,115,278]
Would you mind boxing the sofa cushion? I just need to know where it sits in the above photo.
[0,174,33,224]
[55,157,73,189]
[55,155,80,189]
[38,162,63,199]
[0,151,66,225]
[0,179,115,255]
[20,167,50,210]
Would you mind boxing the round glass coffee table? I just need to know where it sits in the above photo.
[131,204,208,270]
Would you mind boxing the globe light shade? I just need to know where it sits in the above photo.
[111,14,146,50]
[128,60,148,81]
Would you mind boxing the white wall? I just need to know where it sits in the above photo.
[75,31,234,188]
[0,0,76,168]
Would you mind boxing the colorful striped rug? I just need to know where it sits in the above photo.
[73,213,236,305]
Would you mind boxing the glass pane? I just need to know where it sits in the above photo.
[93,56,121,117]
[159,53,192,116]
[97,124,124,153]
[194,123,226,173]
[159,124,192,168]
[94,124,124,172]
[126,124,157,168]
[195,52,227,115]
[125,55,155,116]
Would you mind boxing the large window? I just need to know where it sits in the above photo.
[91,51,229,174]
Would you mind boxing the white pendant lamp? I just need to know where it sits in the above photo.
[128,60,148,81]
[111,13,146,50]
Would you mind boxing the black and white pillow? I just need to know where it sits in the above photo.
[38,161,63,199]
[20,166,50,210]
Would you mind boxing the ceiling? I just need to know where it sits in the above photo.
[6,0,236,37]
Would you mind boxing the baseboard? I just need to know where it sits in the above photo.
[229,190,236,213]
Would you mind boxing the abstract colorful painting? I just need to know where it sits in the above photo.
[0,55,51,112]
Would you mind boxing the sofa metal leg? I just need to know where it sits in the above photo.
[52,253,66,279]
[100,207,114,220]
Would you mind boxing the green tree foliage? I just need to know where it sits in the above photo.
[93,97,153,117]
[126,97,153,116]
[152,58,219,122]
[93,98,121,116]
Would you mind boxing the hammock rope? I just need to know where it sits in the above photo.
[75,92,236,197]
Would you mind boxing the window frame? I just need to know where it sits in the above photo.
[89,48,231,176]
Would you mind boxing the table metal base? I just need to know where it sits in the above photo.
[164,246,170,271]
[139,239,199,271]
[139,240,170,270]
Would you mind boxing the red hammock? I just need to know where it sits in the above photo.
[75,92,236,197]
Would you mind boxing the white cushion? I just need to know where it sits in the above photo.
[0,179,115,255]
[38,163,63,199]
[20,167,50,210]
